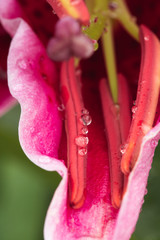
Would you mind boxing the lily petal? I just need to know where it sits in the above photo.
[113,123,160,240]
[0,0,62,171]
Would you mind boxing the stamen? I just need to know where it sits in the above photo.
[61,58,91,208]
[99,74,131,208]
[121,25,160,174]
[108,0,139,41]
[47,17,94,61]
[99,78,122,208]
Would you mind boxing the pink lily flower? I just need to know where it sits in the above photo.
[1,0,160,239]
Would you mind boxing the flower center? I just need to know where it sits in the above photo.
[47,0,160,209]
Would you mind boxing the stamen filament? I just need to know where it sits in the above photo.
[121,26,160,174]
[99,74,131,208]
[99,78,122,208]
[102,18,118,103]
[108,0,139,41]
[61,58,89,208]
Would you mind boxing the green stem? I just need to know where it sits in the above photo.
[102,18,118,103]
[108,0,139,41]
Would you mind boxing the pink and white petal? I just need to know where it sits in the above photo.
[0,12,63,173]
[113,122,160,240]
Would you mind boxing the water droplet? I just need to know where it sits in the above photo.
[17,59,27,70]
[58,103,65,111]
[150,139,158,148]
[80,114,92,126]
[81,126,88,135]
[81,108,89,115]
[132,105,137,114]
[144,36,149,41]
[78,148,87,156]
[133,100,136,106]
[75,135,89,147]
[120,144,128,155]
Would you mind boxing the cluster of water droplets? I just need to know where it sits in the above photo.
[75,108,92,156]
[131,100,137,119]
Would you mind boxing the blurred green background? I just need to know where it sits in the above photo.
[0,105,160,240]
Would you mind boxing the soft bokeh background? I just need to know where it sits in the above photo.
[0,105,160,240]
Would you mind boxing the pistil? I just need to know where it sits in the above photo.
[60,58,92,209]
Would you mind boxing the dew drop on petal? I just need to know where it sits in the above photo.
[132,105,137,114]
[75,135,89,147]
[81,108,89,115]
[133,100,136,106]
[120,144,128,155]
[78,148,87,156]
[17,59,27,70]
[58,103,65,111]
[80,114,92,126]
[81,126,88,135]
[144,36,149,41]
[150,139,158,148]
